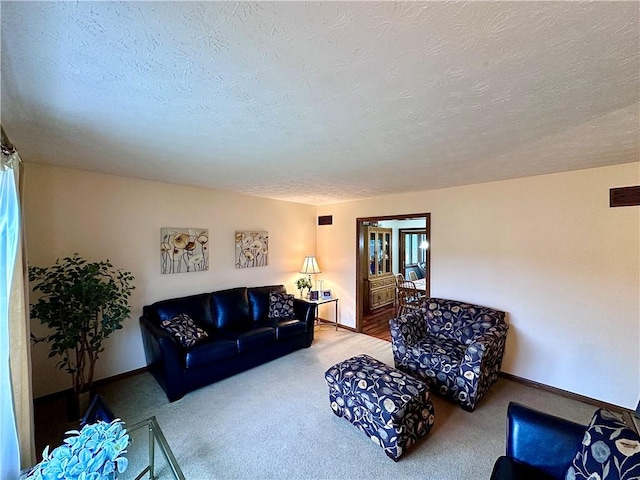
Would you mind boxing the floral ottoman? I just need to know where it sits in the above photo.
[324,354,435,461]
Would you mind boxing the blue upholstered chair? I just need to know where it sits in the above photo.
[390,298,508,411]
[491,402,640,480]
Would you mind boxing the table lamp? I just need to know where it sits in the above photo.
[300,255,321,292]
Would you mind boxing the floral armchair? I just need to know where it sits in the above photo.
[390,297,508,411]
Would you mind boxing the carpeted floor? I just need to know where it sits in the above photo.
[35,326,597,479]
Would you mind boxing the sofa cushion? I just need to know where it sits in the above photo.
[268,292,295,319]
[566,409,640,480]
[410,337,466,371]
[144,293,214,328]
[248,285,286,322]
[273,319,307,339]
[160,314,209,347]
[211,287,251,330]
[184,334,239,369]
[225,327,276,352]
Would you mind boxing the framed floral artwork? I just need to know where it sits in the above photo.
[161,228,209,274]
[235,231,268,268]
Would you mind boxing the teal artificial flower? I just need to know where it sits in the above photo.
[26,419,130,480]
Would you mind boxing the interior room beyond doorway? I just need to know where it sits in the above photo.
[356,213,430,338]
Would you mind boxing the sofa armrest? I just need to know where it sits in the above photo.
[506,402,585,479]
[139,316,186,401]
[491,456,557,480]
[140,314,180,348]
[293,298,316,327]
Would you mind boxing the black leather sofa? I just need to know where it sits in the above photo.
[490,402,586,480]
[140,285,316,402]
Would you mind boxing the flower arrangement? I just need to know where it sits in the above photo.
[26,419,130,480]
[295,276,312,297]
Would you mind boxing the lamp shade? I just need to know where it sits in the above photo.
[300,255,321,274]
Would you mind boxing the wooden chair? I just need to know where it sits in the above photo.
[407,270,419,282]
[397,280,425,316]
[394,273,405,312]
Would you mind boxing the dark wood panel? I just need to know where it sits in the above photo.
[610,186,640,207]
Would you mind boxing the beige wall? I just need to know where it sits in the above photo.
[24,162,639,409]
[24,163,317,398]
[317,163,640,409]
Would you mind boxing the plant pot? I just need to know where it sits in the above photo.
[67,389,93,422]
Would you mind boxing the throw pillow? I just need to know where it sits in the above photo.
[160,313,208,347]
[268,292,295,319]
[566,409,640,480]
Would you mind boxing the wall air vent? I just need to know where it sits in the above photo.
[610,186,640,207]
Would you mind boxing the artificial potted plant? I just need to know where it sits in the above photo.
[26,418,130,480]
[295,276,312,299]
[29,254,135,418]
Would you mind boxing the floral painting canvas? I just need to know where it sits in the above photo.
[235,231,268,268]
[161,228,209,274]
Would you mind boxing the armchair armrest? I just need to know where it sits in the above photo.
[467,323,509,360]
[390,311,427,345]
[506,402,585,479]
[390,311,428,364]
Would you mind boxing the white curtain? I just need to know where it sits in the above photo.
[1,128,35,478]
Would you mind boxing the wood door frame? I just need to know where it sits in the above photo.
[398,228,427,277]
[355,213,430,333]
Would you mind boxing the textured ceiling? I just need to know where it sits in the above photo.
[1,1,638,205]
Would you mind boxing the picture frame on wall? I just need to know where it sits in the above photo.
[235,230,269,268]
[321,290,332,300]
[161,227,209,274]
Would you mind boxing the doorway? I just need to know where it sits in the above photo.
[355,213,430,337]
[399,228,429,288]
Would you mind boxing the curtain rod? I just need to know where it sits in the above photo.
[1,125,16,155]
[1,125,21,170]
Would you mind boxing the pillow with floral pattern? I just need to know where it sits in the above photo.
[160,313,208,347]
[566,408,640,480]
[268,292,295,319]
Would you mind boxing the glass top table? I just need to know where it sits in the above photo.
[20,415,184,480]
[122,416,185,480]
[306,297,339,330]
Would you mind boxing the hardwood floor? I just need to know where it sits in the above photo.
[361,304,397,342]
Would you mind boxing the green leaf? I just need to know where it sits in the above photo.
[28,254,135,391]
